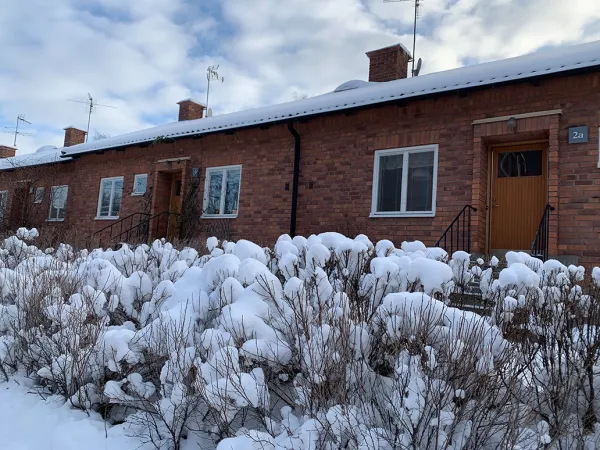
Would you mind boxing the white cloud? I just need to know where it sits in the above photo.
[1,0,598,155]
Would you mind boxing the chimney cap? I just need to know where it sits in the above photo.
[366,43,411,58]
[177,98,206,107]
[63,125,86,132]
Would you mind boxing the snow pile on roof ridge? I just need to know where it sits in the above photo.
[43,40,600,160]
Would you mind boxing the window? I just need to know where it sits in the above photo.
[371,145,438,217]
[0,191,7,221]
[48,186,68,221]
[132,174,148,195]
[202,165,242,217]
[497,151,542,178]
[34,187,44,204]
[96,177,124,219]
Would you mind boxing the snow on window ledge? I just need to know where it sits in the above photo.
[130,192,145,197]
[46,218,65,222]
[369,211,436,218]
[201,214,238,219]
[95,216,120,221]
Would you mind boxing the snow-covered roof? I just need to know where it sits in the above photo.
[44,40,600,159]
[0,146,69,171]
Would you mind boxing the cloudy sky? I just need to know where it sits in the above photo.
[1,0,599,155]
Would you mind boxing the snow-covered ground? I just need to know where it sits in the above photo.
[0,378,143,450]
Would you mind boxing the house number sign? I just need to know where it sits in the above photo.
[568,126,588,144]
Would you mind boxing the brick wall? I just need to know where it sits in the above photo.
[0,70,598,265]
[366,44,410,82]
[0,146,16,158]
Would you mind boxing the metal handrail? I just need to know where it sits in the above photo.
[92,212,151,247]
[435,205,477,255]
[531,204,555,261]
[111,211,181,245]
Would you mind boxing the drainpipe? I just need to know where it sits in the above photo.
[287,122,301,237]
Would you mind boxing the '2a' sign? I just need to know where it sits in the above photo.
[568,126,588,144]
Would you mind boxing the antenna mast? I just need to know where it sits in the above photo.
[206,65,224,111]
[1,114,34,146]
[383,0,423,76]
[67,93,116,142]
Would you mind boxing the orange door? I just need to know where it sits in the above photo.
[167,173,182,241]
[490,143,547,251]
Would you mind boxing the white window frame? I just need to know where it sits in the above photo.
[96,176,124,220]
[132,174,148,196]
[48,185,68,222]
[0,191,8,221]
[34,187,44,204]
[202,165,242,218]
[370,144,438,218]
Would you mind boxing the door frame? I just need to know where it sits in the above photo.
[150,159,188,241]
[167,172,183,240]
[485,139,549,254]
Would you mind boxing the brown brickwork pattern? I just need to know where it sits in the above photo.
[177,100,205,121]
[0,70,598,266]
[63,127,87,147]
[366,44,410,82]
[0,146,16,158]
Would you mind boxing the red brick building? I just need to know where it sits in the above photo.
[0,40,599,265]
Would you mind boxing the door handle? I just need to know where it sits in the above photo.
[492,203,500,207]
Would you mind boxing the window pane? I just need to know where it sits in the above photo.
[497,151,542,178]
[406,152,434,212]
[112,179,123,216]
[377,154,403,212]
[34,187,44,203]
[0,192,7,220]
[134,175,147,194]
[100,180,112,216]
[207,172,223,214]
[224,169,241,214]
[52,187,67,209]
[49,187,67,220]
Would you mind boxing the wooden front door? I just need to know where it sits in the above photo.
[167,173,182,241]
[490,143,547,251]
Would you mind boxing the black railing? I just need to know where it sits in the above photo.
[531,204,555,261]
[92,212,151,248]
[435,205,477,255]
[110,211,181,246]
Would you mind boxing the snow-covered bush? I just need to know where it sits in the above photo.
[0,231,599,449]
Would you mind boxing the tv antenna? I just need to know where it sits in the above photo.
[1,114,34,146]
[67,93,116,142]
[383,0,423,76]
[206,65,224,111]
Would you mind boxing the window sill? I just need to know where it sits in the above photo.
[369,212,436,218]
[46,218,65,222]
[95,216,120,221]
[131,192,145,197]
[201,214,238,219]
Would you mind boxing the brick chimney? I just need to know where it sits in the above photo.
[177,99,205,121]
[63,126,87,147]
[366,44,411,82]
[0,145,16,158]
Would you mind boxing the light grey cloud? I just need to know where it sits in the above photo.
[1,0,598,156]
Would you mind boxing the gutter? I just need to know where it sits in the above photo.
[287,122,301,237]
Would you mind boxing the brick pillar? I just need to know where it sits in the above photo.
[548,115,560,258]
[63,127,87,147]
[0,145,16,158]
[366,44,410,82]
[177,99,205,121]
